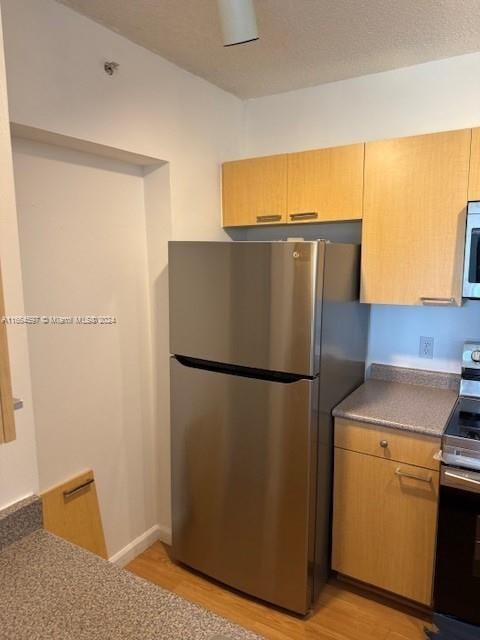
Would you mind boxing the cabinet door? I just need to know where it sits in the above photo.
[287,144,364,223]
[332,448,439,605]
[0,263,14,443]
[0,12,16,444]
[361,129,471,305]
[222,155,287,227]
[42,470,107,558]
[468,128,480,201]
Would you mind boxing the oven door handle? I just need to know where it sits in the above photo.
[441,467,480,493]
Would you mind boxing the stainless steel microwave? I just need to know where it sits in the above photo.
[463,201,480,298]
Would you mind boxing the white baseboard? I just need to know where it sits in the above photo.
[109,524,172,567]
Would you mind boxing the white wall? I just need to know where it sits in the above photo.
[0,8,38,509]
[1,0,244,241]
[12,138,161,557]
[244,54,480,373]
[1,0,244,549]
[368,303,480,373]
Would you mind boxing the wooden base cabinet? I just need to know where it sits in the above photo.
[42,470,107,558]
[332,429,440,606]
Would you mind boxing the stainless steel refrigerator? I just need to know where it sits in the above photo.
[169,240,369,614]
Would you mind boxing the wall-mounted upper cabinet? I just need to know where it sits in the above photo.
[468,127,480,202]
[222,144,364,228]
[222,155,287,227]
[287,143,364,224]
[361,129,471,306]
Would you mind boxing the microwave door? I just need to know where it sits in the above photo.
[463,206,480,298]
[468,229,480,285]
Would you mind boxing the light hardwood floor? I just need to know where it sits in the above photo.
[126,542,433,640]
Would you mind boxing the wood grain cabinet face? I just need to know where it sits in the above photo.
[361,129,471,305]
[222,155,287,227]
[335,418,440,471]
[332,446,439,606]
[0,264,15,443]
[468,128,480,201]
[287,144,364,223]
[42,470,107,558]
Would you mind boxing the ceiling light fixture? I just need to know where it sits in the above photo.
[217,0,259,47]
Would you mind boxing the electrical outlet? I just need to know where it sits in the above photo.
[419,336,434,359]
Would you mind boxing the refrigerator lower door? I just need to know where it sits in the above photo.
[170,357,318,614]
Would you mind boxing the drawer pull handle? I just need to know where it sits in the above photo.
[395,467,432,484]
[289,212,318,221]
[63,478,95,499]
[256,214,281,223]
[380,440,388,448]
[420,296,456,306]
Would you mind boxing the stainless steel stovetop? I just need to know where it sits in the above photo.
[442,341,480,472]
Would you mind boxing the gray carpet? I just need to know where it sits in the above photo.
[0,529,263,640]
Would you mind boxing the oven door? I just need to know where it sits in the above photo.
[434,466,480,626]
[463,204,480,298]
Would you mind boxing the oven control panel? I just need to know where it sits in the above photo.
[460,341,480,398]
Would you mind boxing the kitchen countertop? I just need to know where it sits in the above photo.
[0,499,261,640]
[333,364,459,437]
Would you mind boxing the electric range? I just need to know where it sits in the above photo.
[434,341,480,628]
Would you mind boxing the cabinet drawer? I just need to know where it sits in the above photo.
[334,418,440,471]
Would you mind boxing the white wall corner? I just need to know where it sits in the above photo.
[108,525,172,568]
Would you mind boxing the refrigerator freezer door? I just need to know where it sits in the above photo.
[169,241,323,376]
[170,357,318,614]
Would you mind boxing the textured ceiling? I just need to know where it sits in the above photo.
[56,0,480,98]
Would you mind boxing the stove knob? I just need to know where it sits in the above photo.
[471,350,480,363]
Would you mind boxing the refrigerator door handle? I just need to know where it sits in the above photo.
[174,355,313,384]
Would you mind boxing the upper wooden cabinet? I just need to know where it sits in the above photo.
[361,129,471,306]
[0,264,15,443]
[287,144,364,223]
[468,127,480,201]
[222,155,287,227]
